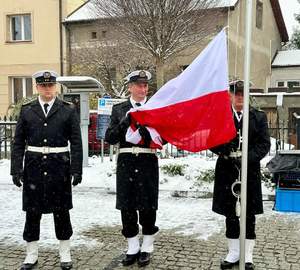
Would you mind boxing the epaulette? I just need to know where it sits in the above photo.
[113,100,128,108]
[252,107,265,113]
[62,100,73,105]
[250,106,264,112]
[22,99,35,106]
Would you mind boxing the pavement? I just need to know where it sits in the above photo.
[0,203,299,270]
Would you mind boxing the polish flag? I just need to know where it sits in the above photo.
[126,30,236,152]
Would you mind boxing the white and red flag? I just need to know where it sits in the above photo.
[126,30,236,152]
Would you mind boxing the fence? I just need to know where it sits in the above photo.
[0,116,17,160]
[0,115,297,160]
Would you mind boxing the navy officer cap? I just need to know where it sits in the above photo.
[229,79,253,93]
[32,70,58,84]
[125,70,152,84]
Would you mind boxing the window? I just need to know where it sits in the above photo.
[91,31,97,39]
[101,30,107,38]
[11,77,33,104]
[287,81,300,89]
[8,14,32,41]
[277,81,285,87]
[256,0,263,30]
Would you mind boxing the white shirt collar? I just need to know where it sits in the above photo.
[38,96,56,116]
[232,106,243,122]
[130,97,147,108]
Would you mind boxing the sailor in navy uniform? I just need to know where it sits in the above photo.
[11,70,83,270]
[105,70,159,267]
[210,80,270,270]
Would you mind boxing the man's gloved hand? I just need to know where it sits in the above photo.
[223,141,237,156]
[12,174,23,187]
[138,125,151,139]
[72,174,82,186]
[138,125,152,147]
[120,114,131,130]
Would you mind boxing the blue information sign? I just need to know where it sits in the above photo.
[96,114,111,140]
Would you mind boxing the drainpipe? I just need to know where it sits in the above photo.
[59,0,64,76]
[65,23,72,75]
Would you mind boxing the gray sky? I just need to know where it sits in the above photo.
[279,0,299,37]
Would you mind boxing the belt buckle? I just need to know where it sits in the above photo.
[42,146,50,154]
[132,147,139,156]
[230,150,241,158]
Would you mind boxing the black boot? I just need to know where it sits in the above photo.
[122,252,140,266]
[138,252,150,267]
[245,262,255,270]
[60,261,73,269]
[220,260,239,269]
[20,261,38,270]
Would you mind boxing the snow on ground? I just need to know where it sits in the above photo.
[0,154,291,248]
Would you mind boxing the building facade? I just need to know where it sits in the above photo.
[64,0,288,94]
[0,0,85,116]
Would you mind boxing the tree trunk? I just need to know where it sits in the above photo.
[155,56,165,90]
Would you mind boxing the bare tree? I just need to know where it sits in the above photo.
[70,40,155,97]
[91,0,223,88]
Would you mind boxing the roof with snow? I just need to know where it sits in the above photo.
[64,0,101,22]
[64,0,239,23]
[272,50,300,67]
[64,0,288,42]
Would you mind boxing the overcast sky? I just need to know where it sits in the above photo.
[279,0,300,37]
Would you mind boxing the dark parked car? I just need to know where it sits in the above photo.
[88,112,109,156]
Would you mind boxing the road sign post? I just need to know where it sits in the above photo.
[97,97,126,162]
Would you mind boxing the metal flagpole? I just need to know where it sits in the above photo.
[240,0,253,269]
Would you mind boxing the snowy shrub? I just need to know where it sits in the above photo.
[161,164,187,176]
[190,168,215,193]
[261,167,275,191]
[192,167,275,191]
[194,168,215,184]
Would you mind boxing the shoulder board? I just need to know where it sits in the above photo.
[113,100,129,108]
[254,107,265,113]
[62,100,73,105]
[250,107,265,115]
[22,99,36,106]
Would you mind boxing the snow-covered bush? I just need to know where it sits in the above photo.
[195,168,215,183]
[161,164,187,176]
[261,167,276,191]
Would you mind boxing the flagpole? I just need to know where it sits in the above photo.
[240,0,253,269]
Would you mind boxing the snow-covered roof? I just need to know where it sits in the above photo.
[64,0,239,23]
[64,0,106,23]
[272,50,300,67]
[57,76,105,92]
[215,0,238,8]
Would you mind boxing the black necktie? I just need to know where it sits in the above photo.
[135,102,141,107]
[44,103,49,114]
[237,111,242,117]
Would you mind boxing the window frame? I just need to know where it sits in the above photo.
[287,81,300,89]
[276,81,285,87]
[91,31,98,40]
[101,30,107,38]
[7,13,32,42]
[11,77,33,104]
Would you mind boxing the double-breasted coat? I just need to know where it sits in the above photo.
[211,107,270,216]
[105,100,159,211]
[11,98,83,214]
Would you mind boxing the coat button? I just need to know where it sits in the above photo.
[43,139,47,143]
[44,172,47,175]
[44,123,47,127]
[43,155,47,159]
